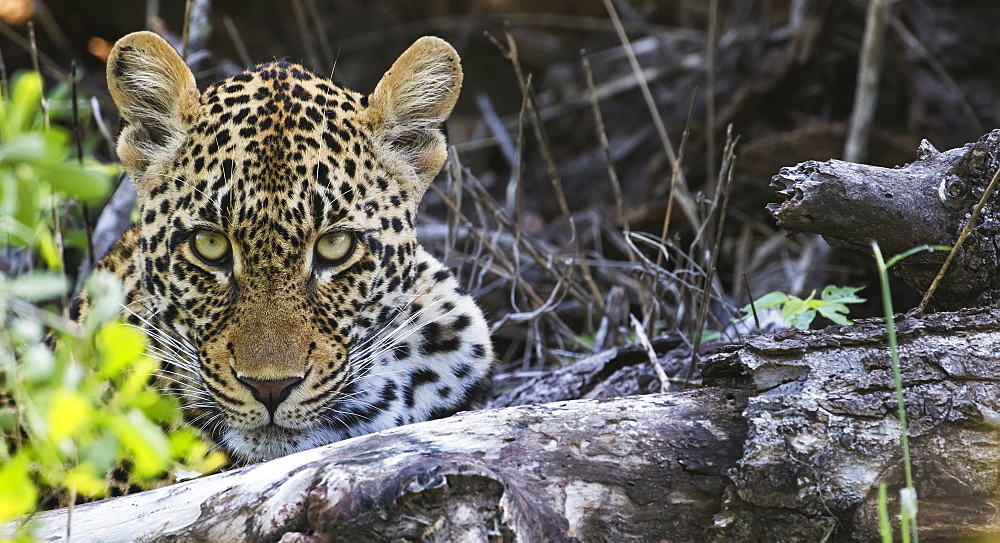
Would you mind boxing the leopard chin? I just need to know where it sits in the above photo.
[222,423,349,463]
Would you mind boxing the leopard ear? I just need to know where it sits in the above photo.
[366,36,463,192]
[106,31,198,179]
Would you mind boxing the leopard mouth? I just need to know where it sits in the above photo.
[221,420,346,463]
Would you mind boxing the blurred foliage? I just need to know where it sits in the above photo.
[0,71,113,269]
[0,71,225,538]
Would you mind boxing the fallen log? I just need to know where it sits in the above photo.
[23,307,1000,542]
[705,307,1000,541]
[28,389,748,542]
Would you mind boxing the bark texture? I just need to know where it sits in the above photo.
[30,390,747,542]
[25,308,1000,542]
[703,307,1000,541]
[769,129,1000,310]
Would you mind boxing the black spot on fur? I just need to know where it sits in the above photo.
[421,322,461,355]
[471,344,486,359]
[403,368,440,407]
[453,363,472,379]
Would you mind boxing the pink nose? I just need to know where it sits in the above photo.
[236,376,304,415]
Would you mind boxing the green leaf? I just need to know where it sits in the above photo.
[789,309,816,329]
[779,296,807,324]
[34,223,63,270]
[0,454,37,520]
[817,304,853,325]
[47,389,93,442]
[733,291,791,322]
[169,427,199,459]
[35,162,110,201]
[138,392,180,424]
[9,168,42,232]
[7,271,68,301]
[20,342,56,384]
[820,284,866,305]
[96,324,146,378]
[81,271,125,331]
[121,352,158,399]
[112,410,171,480]
[0,409,17,436]
[3,71,43,138]
[65,463,107,498]
[701,329,723,343]
[746,291,791,311]
[878,483,893,543]
[0,132,48,164]
[80,433,122,476]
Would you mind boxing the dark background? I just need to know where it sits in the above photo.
[4,0,999,375]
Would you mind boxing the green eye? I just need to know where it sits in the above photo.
[191,230,230,263]
[316,231,354,264]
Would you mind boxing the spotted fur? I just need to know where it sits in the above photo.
[79,32,492,463]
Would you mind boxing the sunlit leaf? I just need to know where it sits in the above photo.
[96,324,145,378]
[35,223,62,270]
[0,454,37,520]
[3,71,43,138]
[197,450,228,475]
[121,353,158,399]
[168,427,199,458]
[112,410,170,480]
[138,392,179,424]
[47,389,93,442]
[743,291,789,311]
[64,463,107,498]
[780,297,806,323]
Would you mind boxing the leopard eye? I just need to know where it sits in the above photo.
[191,229,230,264]
[315,231,354,265]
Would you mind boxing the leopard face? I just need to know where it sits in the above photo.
[94,32,492,462]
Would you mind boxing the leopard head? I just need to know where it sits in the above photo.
[106,31,463,461]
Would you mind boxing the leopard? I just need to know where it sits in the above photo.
[69,31,493,468]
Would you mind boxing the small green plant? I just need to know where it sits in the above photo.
[1,274,227,522]
[0,71,225,537]
[871,243,947,543]
[734,285,866,329]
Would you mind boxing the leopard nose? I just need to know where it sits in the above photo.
[236,376,304,415]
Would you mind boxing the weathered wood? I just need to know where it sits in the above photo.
[494,334,683,408]
[704,307,1000,541]
[28,390,748,542]
[769,129,1000,310]
[22,308,1000,542]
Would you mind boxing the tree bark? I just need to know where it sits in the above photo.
[768,129,1000,310]
[705,307,1000,541]
[24,308,1000,542]
[29,390,747,543]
